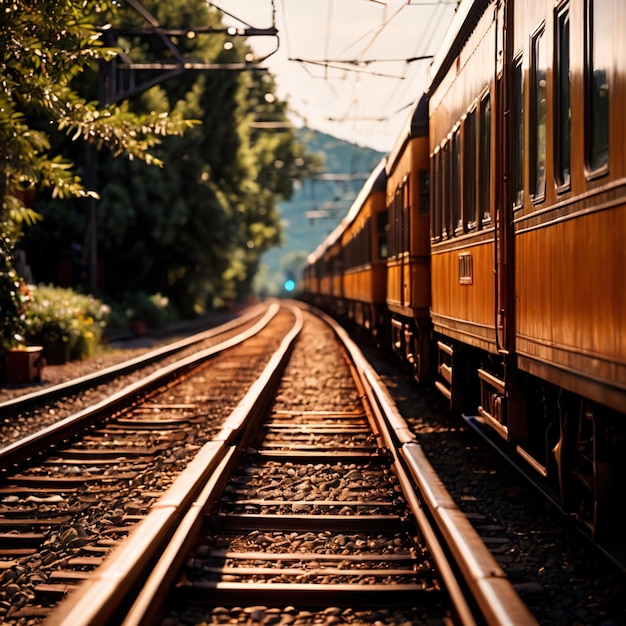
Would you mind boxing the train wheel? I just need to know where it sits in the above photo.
[556,397,622,540]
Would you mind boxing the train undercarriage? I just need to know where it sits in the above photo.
[433,337,626,569]
[388,309,431,383]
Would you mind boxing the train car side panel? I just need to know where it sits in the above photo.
[512,0,626,408]
[429,1,500,409]
[386,97,432,379]
[408,136,432,317]
[513,0,626,412]
[516,208,626,412]
[342,164,388,334]
[506,0,626,542]
[430,239,496,351]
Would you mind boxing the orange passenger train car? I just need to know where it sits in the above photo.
[341,159,388,338]
[429,0,626,539]
[386,95,432,381]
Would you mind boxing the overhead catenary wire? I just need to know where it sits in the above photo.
[215,0,460,151]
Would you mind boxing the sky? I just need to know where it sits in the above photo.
[212,0,459,153]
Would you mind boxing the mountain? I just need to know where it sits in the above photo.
[255,128,385,297]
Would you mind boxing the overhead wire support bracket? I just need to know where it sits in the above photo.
[101,0,279,103]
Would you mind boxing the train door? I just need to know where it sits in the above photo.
[496,0,529,443]
[401,177,410,308]
[495,0,514,356]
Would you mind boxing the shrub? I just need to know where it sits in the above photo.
[0,248,28,353]
[119,291,177,329]
[22,285,110,361]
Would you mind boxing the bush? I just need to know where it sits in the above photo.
[118,291,177,329]
[0,245,28,353]
[22,285,110,361]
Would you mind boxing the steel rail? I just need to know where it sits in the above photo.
[0,302,281,470]
[0,302,269,416]
[309,304,538,626]
[45,301,536,625]
[43,304,303,626]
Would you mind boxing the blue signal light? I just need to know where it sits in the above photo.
[284,279,296,292]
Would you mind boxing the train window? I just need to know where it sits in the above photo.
[402,176,410,251]
[377,210,388,259]
[390,182,406,256]
[443,141,451,238]
[464,109,477,229]
[512,57,524,208]
[585,0,610,175]
[395,186,402,254]
[555,3,571,190]
[451,129,462,235]
[431,149,442,241]
[479,94,491,225]
[531,28,547,200]
[363,220,372,265]
[389,188,398,256]
[531,25,547,201]
[348,233,356,269]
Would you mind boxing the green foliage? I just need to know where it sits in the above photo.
[0,241,29,352]
[10,0,319,334]
[85,0,320,313]
[115,291,177,329]
[22,284,110,361]
[0,0,197,352]
[0,1,194,231]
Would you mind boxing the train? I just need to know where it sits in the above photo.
[300,0,625,561]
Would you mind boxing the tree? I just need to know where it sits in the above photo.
[0,0,195,349]
[0,0,194,239]
[40,0,321,313]
[12,0,321,318]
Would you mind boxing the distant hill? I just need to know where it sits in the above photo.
[255,128,385,296]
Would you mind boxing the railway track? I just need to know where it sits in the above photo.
[0,302,292,622]
[37,304,536,626]
[0,302,270,429]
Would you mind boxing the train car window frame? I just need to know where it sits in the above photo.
[403,174,410,251]
[512,55,525,209]
[391,186,401,257]
[554,2,571,192]
[431,146,442,242]
[479,92,492,227]
[530,22,547,204]
[442,140,451,238]
[452,126,462,236]
[464,107,478,230]
[377,209,388,260]
[363,219,372,266]
[584,0,610,178]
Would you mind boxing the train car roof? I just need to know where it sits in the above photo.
[385,93,429,176]
[428,0,490,91]
[306,157,387,265]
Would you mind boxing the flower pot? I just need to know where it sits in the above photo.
[5,346,45,384]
